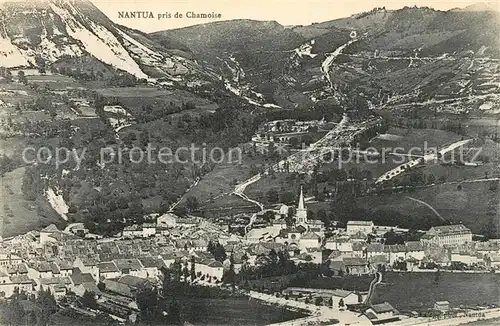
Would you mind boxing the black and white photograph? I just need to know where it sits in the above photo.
[0,0,499,325]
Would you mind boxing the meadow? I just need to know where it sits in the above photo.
[372,272,500,311]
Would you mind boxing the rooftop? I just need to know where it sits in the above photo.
[347,221,374,226]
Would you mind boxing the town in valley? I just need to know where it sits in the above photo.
[0,0,499,325]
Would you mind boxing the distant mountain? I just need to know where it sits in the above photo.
[152,6,500,114]
[454,2,499,12]
[0,0,213,83]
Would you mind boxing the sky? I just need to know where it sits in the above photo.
[88,0,500,32]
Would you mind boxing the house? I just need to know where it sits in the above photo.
[343,257,370,275]
[64,223,89,237]
[324,236,353,255]
[6,263,28,276]
[39,224,60,244]
[305,248,322,264]
[368,255,389,272]
[421,224,472,246]
[56,260,73,277]
[364,302,400,324]
[70,270,96,289]
[176,218,199,228]
[156,213,177,229]
[138,257,163,280]
[308,220,325,237]
[405,241,425,261]
[116,275,152,293]
[113,258,147,278]
[0,254,22,267]
[73,257,99,281]
[366,244,385,259]
[450,249,480,266]
[38,277,71,299]
[346,221,374,235]
[27,261,54,279]
[191,239,209,251]
[142,224,157,237]
[385,245,406,265]
[274,227,304,246]
[330,290,360,309]
[299,231,321,250]
[197,259,223,281]
[97,262,122,280]
[122,225,143,239]
[9,275,33,295]
[434,301,450,312]
[489,253,500,269]
[352,242,365,257]
[103,279,134,298]
[0,272,33,298]
[73,280,100,297]
[329,256,370,275]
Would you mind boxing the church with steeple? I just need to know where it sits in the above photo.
[295,187,308,226]
[274,187,325,249]
[293,186,325,235]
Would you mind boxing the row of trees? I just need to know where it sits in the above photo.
[1,288,57,326]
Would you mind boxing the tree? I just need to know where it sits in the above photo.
[35,288,57,326]
[3,294,25,326]
[81,290,97,309]
[17,70,28,84]
[182,264,189,282]
[279,191,295,204]
[427,173,436,185]
[190,256,196,282]
[267,189,279,204]
[262,211,275,223]
[136,287,158,321]
[167,298,183,325]
[186,196,199,212]
[339,298,345,308]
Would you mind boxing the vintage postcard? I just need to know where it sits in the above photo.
[0,0,499,325]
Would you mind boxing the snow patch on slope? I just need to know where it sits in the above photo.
[46,188,69,221]
[49,2,148,79]
[0,21,31,67]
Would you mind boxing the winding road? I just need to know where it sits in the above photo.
[364,272,383,305]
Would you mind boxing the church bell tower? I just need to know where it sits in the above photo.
[296,187,307,226]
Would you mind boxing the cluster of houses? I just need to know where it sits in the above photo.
[251,119,330,146]
[0,186,498,323]
[244,188,500,275]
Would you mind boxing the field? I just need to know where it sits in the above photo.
[0,167,63,237]
[95,87,218,114]
[245,172,303,205]
[178,153,269,207]
[370,127,463,153]
[357,181,499,234]
[289,275,375,292]
[372,272,500,311]
[463,117,500,138]
[27,74,82,88]
[201,194,260,216]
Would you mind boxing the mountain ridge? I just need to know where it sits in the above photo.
[0,0,215,84]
